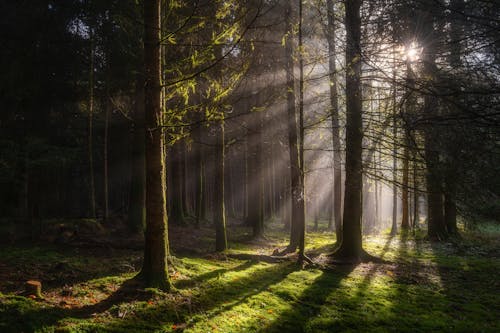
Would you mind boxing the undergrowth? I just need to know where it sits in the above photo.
[0,221,498,332]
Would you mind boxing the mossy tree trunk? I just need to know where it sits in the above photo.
[140,0,169,291]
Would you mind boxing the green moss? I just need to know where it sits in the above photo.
[0,224,499,332]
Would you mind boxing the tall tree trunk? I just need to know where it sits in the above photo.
[284,0,302,252]
[181,141,189,216]
[88,29,96,219]
[170,143,186,225]
[139,0,169,290]
[401,138,410,230]
[443,0,464,236]
[326,0,343,244]
[297,0,306,259]
[103,80,110,222]
[333,0,364,261]
[129,78,146,232]
[444,173,457,234]
[422,12,447,240]
[194,118,204,228]
[401,61,415,231]
[390,48,398,236]
[213,119,227,251]
[248,103,264,238]
[243,131,250,224]
[413,151,419,229]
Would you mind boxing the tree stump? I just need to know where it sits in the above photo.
[25,280,43,299]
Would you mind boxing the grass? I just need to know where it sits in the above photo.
[0,221,499,332]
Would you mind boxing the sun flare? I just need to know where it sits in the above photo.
[403,42,421,62]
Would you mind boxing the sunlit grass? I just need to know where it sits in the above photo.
[0,223,499,332]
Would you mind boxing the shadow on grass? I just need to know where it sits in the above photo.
[1,260,298,332]
[382,231,467,331]
[179,261,298,331]
[257,265,356,333]
[174,260,255,289]
[0,243,142,294]
[428,237,500,331]
[381,231,500,332]
[0,278,150,333]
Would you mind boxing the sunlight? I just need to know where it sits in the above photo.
[402,42,422,63]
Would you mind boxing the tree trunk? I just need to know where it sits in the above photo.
[243,132,250,224]
[297,0,306,259]
[139,0,169,290]
[422,12,447,240]
[103,81,110,222]
[181,141,189,216]
[443,0,464,236]
[213,119,227,251]
[284,1,302,252]
[444,173,458,234]
[390,47,398,236]
[413,152,419,229]
[88,28,96,219]
[170,143,186,225]
[326,0,343,244]
[194,118,204,228]
[129,78,146,232]
[248,102,264,238]
[333,0,364,261]
[401,139,410,230]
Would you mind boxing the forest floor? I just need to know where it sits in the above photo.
[0,219,499,333]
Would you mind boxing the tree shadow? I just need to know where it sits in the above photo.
[0,277,150,333]
[257,265,356,333]
[350,234,395,298]
[427,238,500,331]
[3,260,297,332]
[179,261,298,331]
[174,259,255,289]
[378,232,499,331]
[0,243,143,294]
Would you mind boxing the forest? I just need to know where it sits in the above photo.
[0,0,499,332]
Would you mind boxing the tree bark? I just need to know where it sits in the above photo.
[213,119,227,251]
[194,118,204,228]
[401,138,410,230]
[297,0,306,259]
[88,28,96,219]
[170,143,186,225]
[248,103,264,238]
[284,1,303,252]
[422,11,447,241]
[332,0,364,261]
[326,0,343,243]
[139,0,170,290]
[129,77,146,232]
[390,47,398,236]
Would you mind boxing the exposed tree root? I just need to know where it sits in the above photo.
[327,248,385,265]
[271,245,297,256]
[226,253,291,263]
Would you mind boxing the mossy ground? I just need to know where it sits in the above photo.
[0,220,499,332]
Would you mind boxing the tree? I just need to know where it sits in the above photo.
[213,116,227,251]
[420,8,447,241]
[282,0,305,253]
[326,0,343,240]
[139,0,170,290]
[332,0,365,262]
